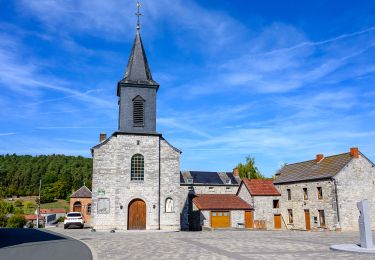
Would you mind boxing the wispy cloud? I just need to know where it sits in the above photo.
[0,133,16,136]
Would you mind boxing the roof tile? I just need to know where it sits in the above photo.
[274,152,353,184]
[70,186,92,198]
[242,179,280,196]
[193,194,252,210]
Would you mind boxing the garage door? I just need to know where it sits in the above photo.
[211,211,230,228]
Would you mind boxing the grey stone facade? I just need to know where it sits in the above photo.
[275,180,338,230]
[91,133,180,230]
[179,184,239,230]
[274,153,375,231]
[334,155,375,231]
[237,183,282,230]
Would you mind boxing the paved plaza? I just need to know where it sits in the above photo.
[50,227,375,260]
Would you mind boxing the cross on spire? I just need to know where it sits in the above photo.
[135,2,142,30]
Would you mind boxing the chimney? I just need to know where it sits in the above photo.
[316,154,324,163]
[233,167,239,177]
[99,133,107,143]
[350,147,359,158]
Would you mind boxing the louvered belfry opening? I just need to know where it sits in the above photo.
[133,96,145,127]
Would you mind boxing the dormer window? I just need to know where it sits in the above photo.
[187,178,193,184]
[225,179,231,184]
[133,95,145,127]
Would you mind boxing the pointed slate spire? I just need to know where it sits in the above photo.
[122,29,158,85]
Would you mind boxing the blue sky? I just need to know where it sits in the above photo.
[0,0,374,176]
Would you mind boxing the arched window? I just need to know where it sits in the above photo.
[165,198,174,213]
[131,154,144,181]
[87,204,92,215]
[133,95,145,127]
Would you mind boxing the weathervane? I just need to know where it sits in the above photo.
[135,2,142,30]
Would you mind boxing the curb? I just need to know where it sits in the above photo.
[43,228,98,260]
[77,238,99,260]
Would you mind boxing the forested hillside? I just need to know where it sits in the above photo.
[0,154,92,201]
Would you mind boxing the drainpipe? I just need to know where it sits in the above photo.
[333,178,340,225]
[158,137,161,230]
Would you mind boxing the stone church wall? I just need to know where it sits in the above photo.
[334,155,375,231]
[159,139,181,230]
[92,134,180,230]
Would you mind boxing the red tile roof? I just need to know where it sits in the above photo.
[24,214,45,220]
[192,194,252,210]
[242,179,281,196]
[40,208,66,214]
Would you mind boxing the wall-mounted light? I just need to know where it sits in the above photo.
[120,205,123,210]
[153,205,156,209]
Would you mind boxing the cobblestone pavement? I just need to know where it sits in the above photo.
[51,227,375,260]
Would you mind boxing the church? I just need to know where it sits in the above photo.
[91,18,182,230]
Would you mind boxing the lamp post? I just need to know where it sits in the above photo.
[36,179,41,228]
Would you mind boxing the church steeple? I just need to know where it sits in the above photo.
[122,29,158,86]
[120,2,158,86]
[117,3,159,133]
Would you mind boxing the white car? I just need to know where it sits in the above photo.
[64,212,84,229]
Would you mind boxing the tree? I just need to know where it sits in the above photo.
[0,201,14,215]
[6,214,26,228]
[236,156,264,179]
[0,154,92,199]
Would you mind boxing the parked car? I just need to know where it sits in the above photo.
[64,212,84,229]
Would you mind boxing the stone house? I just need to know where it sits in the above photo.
[273,147,375,231]
[70,185,92,223]
[179,171,240,230]
[192,194,252,230]
[237,179,282,229]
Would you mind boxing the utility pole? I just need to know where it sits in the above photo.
[36,179,41,228]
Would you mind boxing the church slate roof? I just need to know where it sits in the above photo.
[273,152,355,184]
[120,29,159,86]
[180,171,240,186]
[239,179,280,196]
[193,194,252,210]
[70,186,92,198]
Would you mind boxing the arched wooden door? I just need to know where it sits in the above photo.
[128,199,146,230]
[73,201,82,213]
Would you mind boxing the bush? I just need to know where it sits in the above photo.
[14,200,23,208]
[0,201,14,215]
[0,214,7,227]
[6,215,26,228]
[57,216,65,222]
[24,201,36,209]
[14,208,24,214]
[39,194,55,204]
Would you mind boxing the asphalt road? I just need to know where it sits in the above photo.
[0,228,92,260]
